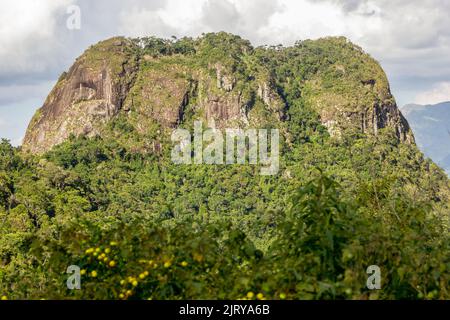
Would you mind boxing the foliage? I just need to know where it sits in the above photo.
[0,33,449,300]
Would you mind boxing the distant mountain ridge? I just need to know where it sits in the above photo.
[401,101,450,174]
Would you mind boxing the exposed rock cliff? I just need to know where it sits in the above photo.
[22,37,139,154]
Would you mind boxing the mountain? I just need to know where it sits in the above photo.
[401,102,450,174]
[22,34,413,154]
[0,33,448,300]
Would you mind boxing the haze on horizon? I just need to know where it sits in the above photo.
[1,0,450,145]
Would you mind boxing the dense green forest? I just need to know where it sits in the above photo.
[0,33,449,300]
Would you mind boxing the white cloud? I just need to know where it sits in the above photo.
[0,0,75,76]
[256,0,383,46]
[118,0,206,38]
[118,0,281,44]
[415,82,450,105]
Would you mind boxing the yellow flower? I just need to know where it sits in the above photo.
[91,271,98,278]
[110,241,118,246]
[119,294,125,299]
[126,290,133,296]
[193,253,204,262]
[153,263,158,269]
[246,292,254,299]
[93,252,98,257]
[80,269,86,275]
[181,261,188,267]
[120,280,126,286]
[144,271,149,276]
[139,273,146,279]
[104,248,111,254]
[85,248,94,254]
[279,293,286,300]
[164,261,172,268]
[256,293,264,300]
[1,295,7,300]
[95,247,101,253]
[132,280,138,287]
[109,260,116,267]
[103,257,109,263]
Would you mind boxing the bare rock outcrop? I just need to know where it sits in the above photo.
[22,37,139,153]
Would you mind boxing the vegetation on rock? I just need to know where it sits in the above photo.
[0,33,448,300]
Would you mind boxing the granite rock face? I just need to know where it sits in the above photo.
[22,38,139,153]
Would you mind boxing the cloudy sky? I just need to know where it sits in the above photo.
[1,0,450,145]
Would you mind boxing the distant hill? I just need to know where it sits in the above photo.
[401,102,450,174]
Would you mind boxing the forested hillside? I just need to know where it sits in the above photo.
[0,33,448,300]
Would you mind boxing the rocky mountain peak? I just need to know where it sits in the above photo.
[22,33,414,154]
